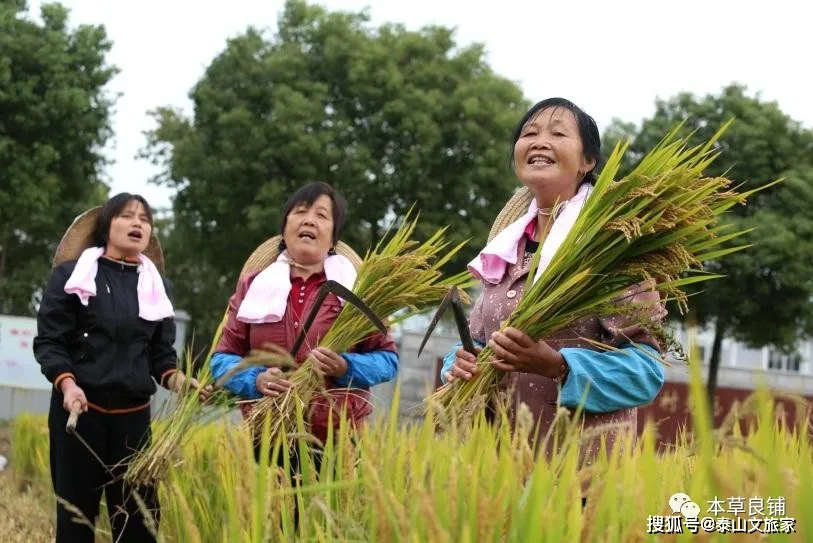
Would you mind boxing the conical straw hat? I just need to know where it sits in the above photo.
[53,207,165,274]
[239,235,363,277]
[487,187,535,243]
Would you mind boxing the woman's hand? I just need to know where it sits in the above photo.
[444,346,483,383]
[60,379,88,413]
[188,377,213,402]
[255,367,293,397]
[168,372,213,402]
[487,327,566,378]
[310,347,348,378]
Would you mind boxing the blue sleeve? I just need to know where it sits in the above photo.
[333,350,399,389]
[559,343,665,413]
[439,340,486,385]
[209,351,264,400]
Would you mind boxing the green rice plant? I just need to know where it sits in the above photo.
[8,413,50,490]
[124,341,223,487]
[10,334,813,542]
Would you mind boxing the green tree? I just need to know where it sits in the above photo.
[0,1,117,315]
[142,0,529,347]
[609,84,813,408]
[599,118,638,173]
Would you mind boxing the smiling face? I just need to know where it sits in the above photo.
[512,106,597,202]
[282,194,335,266]
[106,199,152,257]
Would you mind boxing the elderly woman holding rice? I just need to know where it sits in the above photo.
[210,181,399,469]
[440,98,668,478]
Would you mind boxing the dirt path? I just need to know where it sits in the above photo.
[0,425,55,542]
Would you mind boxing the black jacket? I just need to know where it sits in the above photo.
[33,257,178,409]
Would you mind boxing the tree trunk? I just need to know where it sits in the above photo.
[706,320,726,422]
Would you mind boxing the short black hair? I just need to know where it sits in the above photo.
[93,192,153,247]
[278,182,348,251]
[510,97,602,184]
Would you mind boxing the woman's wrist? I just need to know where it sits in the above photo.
[59,377,77,393]
[548,352,570,384]
[166,371,184,391]
[532,342,569,382]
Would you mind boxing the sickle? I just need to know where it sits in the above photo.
[417,285,475,357]
[289,279,388,356]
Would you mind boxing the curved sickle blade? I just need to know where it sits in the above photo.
[290,280,387,356]
[416,286,475,358]
[323,280,388,335]
[416,287,455,358]
[450,291,475,354]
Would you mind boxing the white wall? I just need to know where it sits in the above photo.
[0,311,190,420]
[0,315,50,391]
[672,323,813,376]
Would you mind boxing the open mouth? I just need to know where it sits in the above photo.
[127,230,143,241]
[527,152,555,166]
[298,231,316,240]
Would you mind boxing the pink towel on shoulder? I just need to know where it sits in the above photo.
[64,247,175,321]
[236,251,358,324]
[468,183,592,285]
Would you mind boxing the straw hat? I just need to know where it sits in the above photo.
[239,235,363,277]
[53,207,165,274]
[487,186,535,243]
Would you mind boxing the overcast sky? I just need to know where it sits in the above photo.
[26,0,812,211]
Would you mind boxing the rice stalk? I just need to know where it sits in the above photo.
[428,119,782,423]
[8,353,813,542]
[123,343,224,487]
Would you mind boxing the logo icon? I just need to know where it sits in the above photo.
[669,492,700,519]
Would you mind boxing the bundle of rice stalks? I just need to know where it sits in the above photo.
[124,342,298,487]
[243,209,476,446]
[123,343,221,487]
[428,120,780,421]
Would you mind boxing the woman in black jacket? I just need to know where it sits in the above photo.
[33,192,208,543]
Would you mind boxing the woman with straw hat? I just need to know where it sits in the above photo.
[209,181,399,466]
[33,192,209,543]
[440,98,668,486]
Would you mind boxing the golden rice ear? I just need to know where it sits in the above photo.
[53,206,165,274]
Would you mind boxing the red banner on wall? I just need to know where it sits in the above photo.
[638,382,813,447]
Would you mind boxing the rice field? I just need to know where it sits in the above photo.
[3,351,812,543]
